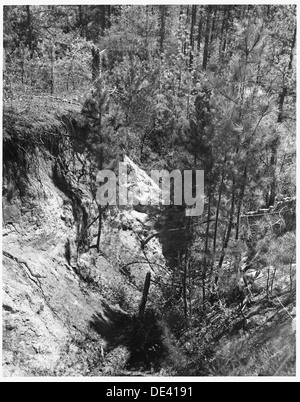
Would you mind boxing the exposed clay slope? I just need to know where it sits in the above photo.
[2,147,166,376]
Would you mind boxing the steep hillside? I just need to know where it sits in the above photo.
[2,107,296,377]
[2,110,168,376]
[2,4,296,378]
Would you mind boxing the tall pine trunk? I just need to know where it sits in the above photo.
[189,5,197,69]
[203,180,212,308]
[182,251,189,320]
[50,43,55,94]
[138,272,151,320]
[92,47,100,81]
[202,5,212,70]
[268,26,296,207]
[235,167,247,240]
[197,7,203,51]
[215,178,235,285]
[100,5,106,33]
[210,153,226,281]
[78,5,85,37]
[26,6,33,58]
[96,113,103,253]
[182,217,191,320]
[209,7,218,58]
[159,5,167,53]
[220,6,230,61]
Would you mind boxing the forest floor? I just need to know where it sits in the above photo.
[180,286,296,376]
[89,305,160,376]
[84,281,296,377]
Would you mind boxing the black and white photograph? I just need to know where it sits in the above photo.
[2,3,297,380]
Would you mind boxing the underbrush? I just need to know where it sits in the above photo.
[207,311,296,376]
[169,292,296,376]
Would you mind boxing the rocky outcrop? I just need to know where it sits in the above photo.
[2,147,166,376]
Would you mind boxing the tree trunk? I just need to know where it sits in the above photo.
[203,181,212,307]
[197,7,203,51]
[26,5,33,58]
[138,272,151,320]
[20,44,25,84]
[96,206,102,253]
[270,266,277,295]
[182,5,189,57]
[96,113,103,252]
[189,5,197,69]
[159,5,167,54]
[220,6,230,59]
[289,256,295,293]
[145,5,150,60]
[216,178,235,284]
[92,47,100,81]
[277,26,296,123]
[235,166,247,240]
[50,43,55,94]
[100,5,106,33]
[106,5,111,29]
[78,5,85,37]
[266,266,270,298]
[209,7,218,55]
[188,261,192,317]
[210,153,226,280]
[202,5,212,70]
[267,136,279,207]
[182,217,191,320]
[268,26,296,206]
[182,253,188,320]
[213,153,226,252]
